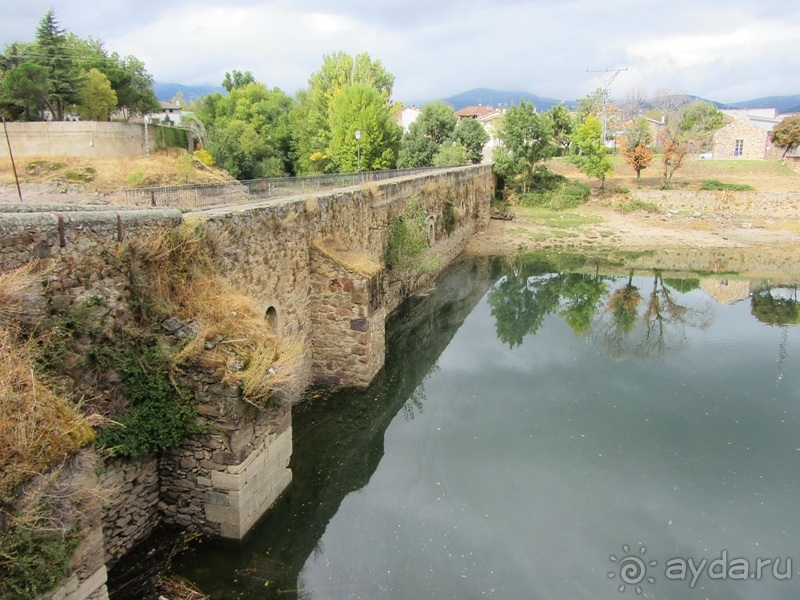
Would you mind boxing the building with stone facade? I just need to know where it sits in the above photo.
[713,110,782,160]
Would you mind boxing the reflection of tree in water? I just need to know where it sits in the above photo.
[487,258,715,358]
[751,286,800,326]
[594,270,713,359]
[751,285,800,386]
[487,256,608,345]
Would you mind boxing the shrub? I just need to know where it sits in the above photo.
[617,199,660,213]
[0,518,80,599]
[126,168,146,187]
[96,345,197,458]
[700,179,754,191]
[156,125,189,151]
[519,179,590,210]
[385,197,439,273]
[193,148,215,167]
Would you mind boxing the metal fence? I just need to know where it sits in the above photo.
[123,167,447,209]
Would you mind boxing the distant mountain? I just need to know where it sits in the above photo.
[727,95,800,114]
[154,82,226,102]
[437,88,574,111]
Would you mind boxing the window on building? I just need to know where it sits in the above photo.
[734,139,744,156]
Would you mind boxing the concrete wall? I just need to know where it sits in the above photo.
[0,121,155,159]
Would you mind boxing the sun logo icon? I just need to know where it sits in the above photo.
[608,544,657,594]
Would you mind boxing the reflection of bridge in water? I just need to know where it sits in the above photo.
[169,256,501,598]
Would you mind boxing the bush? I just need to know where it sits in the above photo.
[0,520,80,599]
[519,179,590,210]
[95,344,197,458]
[385,197,439,272]
[193,148,215,167]
[700,179,754,191]
[126,169,146,187]
[156,125,189,151]
[617,199,660,213]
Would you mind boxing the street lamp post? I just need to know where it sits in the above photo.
[354,129,362,178]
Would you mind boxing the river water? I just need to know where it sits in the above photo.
[170,253,800,599]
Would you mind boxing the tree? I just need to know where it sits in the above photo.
[454,117,489,164]
[291,51,395,174]
[493,100,554,193]
[622,118,654,181]
[198,81,294,178]
[327,83,401,171]
[545,104,573,155]
[222,70,255,92]
[653,89,692,183]
[34,9,81,120]
[570,114,613,189]
[432,141,467,167]
[397,101,458,168]
[680,101,725,151]
[1,62,53,120]
[77,68,117,120]
[771,115,800,159]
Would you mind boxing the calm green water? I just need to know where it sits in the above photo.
[172,255,800,599]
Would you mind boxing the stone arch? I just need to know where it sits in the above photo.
[265,305,279,334]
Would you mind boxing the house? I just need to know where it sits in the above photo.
[396,105,421,132]
[711,109,788,160]
[146,101,184,125]
[454,105,505,161]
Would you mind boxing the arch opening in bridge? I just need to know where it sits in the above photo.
[266,306,278,333]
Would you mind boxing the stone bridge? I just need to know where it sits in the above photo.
[0,165,494,600]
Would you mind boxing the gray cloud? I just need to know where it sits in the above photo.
[2,0,798,104]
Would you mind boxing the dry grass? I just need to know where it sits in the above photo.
[0,267,94,501]
[122,219,305,406]
[0,151,234,193]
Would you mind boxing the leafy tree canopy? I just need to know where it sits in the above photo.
[454,117,489,164]
[327,83,401,172]
[493,100,554,193]
[570,114,613,188]
[771,115,800,158]
[77,67,117,121]
[222,70,255,92]
[397,101,458,168]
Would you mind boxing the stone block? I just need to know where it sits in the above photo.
[204,490,230,507]
[210,470,241,491]
[204,504,239,526]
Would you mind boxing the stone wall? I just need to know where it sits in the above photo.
[712,118,772,160]
[631,189,800,219]
[159,367,292,539]
[0,121,155,159]
[0,165,494,598]
[99,456,160,566]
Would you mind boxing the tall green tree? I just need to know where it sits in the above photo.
[327,83,401,171]
[493,100,555,193]
[291,51,395,174]
[198,81,294,178]
[1,62,53,120]
[570,114,613,189]
[771,115,800,159]
[222,70,255,92]
[545,104,574,155]
[77,68,117,120]
[454,117,489,164]
[34,9,81,120]
[397,102,458,168]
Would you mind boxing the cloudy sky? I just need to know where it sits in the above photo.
[3,0,798,104]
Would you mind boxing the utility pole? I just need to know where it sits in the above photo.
[2,116,23,202]
[586,67,628,147]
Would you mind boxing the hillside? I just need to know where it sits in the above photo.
[438,87,572,110]
[154,82,226,102]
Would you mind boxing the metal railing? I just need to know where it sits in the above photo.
[123,166,447,209]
